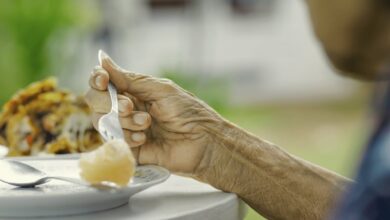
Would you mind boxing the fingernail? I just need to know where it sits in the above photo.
[132,133,144,142]
[99,49,120,69]
[93,65,102,72]
[133,113,147,125]
[99,49,114,65]
[95,75,104,88]
[118,100,129,113]
[99,49,109,61]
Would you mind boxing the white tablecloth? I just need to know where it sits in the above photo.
[4,175,246,220]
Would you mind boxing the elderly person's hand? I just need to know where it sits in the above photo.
[85,51,351,220]
[85,51,224,177]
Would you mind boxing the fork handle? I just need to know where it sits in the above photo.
[108,82,119,113]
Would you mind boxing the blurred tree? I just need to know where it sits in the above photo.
[0,0,96,105]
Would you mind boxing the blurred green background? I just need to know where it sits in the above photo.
[0,0,96,104]
[0,0,371,219]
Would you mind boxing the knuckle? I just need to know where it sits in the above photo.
[124,71,136,77]
[159,78,178,92]
[160,78,173,84]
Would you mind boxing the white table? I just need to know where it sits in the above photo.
[2,175,246,220]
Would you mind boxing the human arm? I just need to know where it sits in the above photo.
[195,120,351,220]
[85,52,352,220]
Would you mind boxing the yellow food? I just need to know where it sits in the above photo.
[0,78,102,156]
[79,139,136,187]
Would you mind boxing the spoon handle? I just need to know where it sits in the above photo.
[44,176,120,191]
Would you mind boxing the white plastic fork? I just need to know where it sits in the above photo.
[97,50,125,141]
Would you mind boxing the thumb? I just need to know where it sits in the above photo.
[98,50,132,92]
[99,50,177,101]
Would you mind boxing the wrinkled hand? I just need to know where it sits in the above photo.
[85,51,224,176]
[85,52,352,220]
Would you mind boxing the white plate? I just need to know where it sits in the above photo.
[0,159,170,218]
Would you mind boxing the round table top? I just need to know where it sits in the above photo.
[4,174,246,220]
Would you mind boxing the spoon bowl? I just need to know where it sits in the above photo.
[0,160,47,187]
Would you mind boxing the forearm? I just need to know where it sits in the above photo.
[195,120,352,220]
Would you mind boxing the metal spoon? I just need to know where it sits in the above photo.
[0,160,119,190]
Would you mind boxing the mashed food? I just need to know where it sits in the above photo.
[79,139,136,187]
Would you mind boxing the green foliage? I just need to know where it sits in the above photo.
[0,0,96,105]
[161,69,230,113]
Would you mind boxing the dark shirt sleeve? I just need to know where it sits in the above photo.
[332,84,390,219]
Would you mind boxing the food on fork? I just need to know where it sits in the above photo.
[0,78,102,156]
[79,139,136,187]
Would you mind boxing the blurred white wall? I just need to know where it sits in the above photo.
[62,0,361,105]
